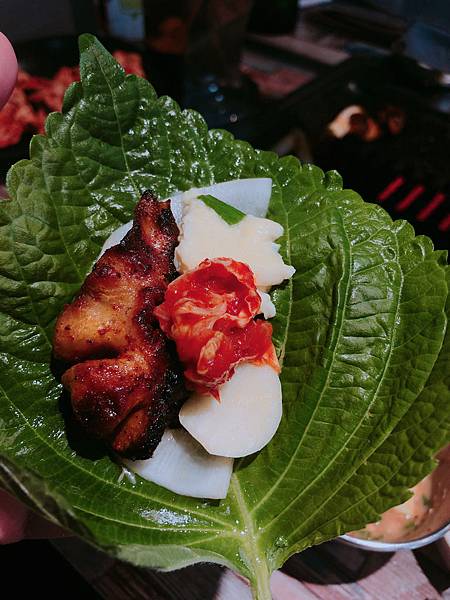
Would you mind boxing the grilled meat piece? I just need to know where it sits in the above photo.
[53,190,186,459]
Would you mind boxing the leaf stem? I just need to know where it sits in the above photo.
[230,476,273,599]
[251,560,272,600]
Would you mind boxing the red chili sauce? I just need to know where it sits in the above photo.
[154,258,279,397]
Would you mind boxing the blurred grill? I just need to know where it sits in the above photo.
[315,103,449,249]
[381,184,448,234]
[260,55,450,251]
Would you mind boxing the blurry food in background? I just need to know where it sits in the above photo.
[143,0,196,56]
[315,96,449,249]
[26,66,80,114]
[241,63,308,99]
[0,50,145,149]
[326,103,406,142]
[240,49,314,99]
[0,83,41,148]
[327,104,364,138]
[379,104,406,135]
[110,49,146,77]
[353,474,433,542]
[351,443,450,544]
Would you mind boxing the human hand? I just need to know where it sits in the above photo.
[0,32,18,109]
[0,488,68,544]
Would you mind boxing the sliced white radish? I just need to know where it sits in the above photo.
[124,428,233,499]
[258,290,276,319]
[99,178,272,258]
[168,191,184,225]
[181,178,272,218]
[175,199,294,288]
[179,364,282,458]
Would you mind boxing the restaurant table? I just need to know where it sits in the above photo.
[48,534,450,599]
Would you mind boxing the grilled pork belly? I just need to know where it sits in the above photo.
[53,191,185,459]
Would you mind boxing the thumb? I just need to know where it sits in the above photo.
[0,32,18,109]
[0,488,28,544]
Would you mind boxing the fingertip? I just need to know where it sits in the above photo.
[0,489,28,544]
[0,32,18,109]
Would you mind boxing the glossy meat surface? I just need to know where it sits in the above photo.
[53,191,185,459]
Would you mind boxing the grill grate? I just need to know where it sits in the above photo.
[309,64,450,251]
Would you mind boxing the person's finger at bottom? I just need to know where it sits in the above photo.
[0,489,28,544]
[0,32,18,109]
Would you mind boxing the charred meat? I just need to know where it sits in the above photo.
[53,191,185,459]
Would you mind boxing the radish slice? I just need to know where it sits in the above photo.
[258,291,276,319]
[169,191,184,225]
[179,364,282,458]
[99,178,272,257]
[124,429,233,499]
[155,178,272,227]
[181,178,272,219]
[175,201,294,289]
